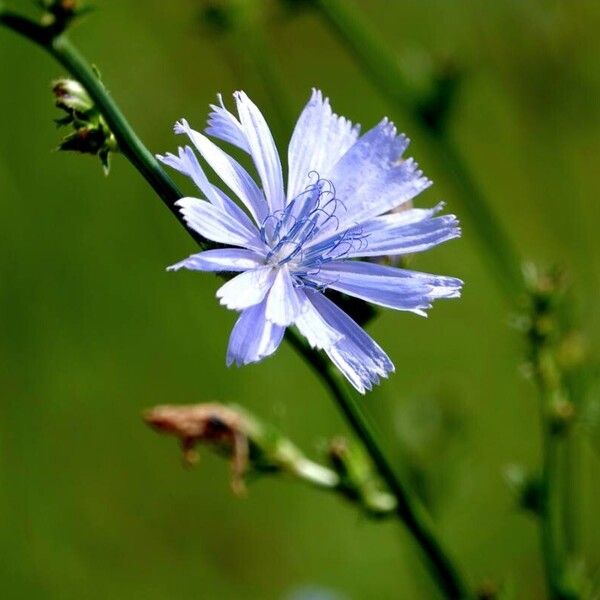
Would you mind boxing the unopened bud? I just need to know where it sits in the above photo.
[40,0,90,30]
[557,330,588,372]
[328,437,395,517]
[52,78,117,174]
[549,398,575,435]
[53,78,93,114]
[505,464,544,515]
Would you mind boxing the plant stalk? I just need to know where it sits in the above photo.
[286,329,470,599]
[313,0,524,303]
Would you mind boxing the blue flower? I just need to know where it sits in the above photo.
[158,90,462,393]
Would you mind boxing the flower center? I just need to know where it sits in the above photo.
[261,174,342,270]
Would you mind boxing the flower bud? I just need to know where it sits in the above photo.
[548,397,576,435]
[328,437,395,516]
[40,0,90,31]
[52,78,93,114]
[505,464,544,515]
[52,78,117,174]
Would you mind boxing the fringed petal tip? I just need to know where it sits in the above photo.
[166,262,184,272]
[174,119,190,135]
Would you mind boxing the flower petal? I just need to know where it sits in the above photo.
[287,89,360,202]
[216,266,276,310]
[233,91,285,215]
[167,248,265,272]
[307,261,462,315]
[265,267,302,326]
[307,292,394,393]
[226,298,285,366]
[346,213,461,258]
[157,146,220,204]
[175,119,268,225]
[293,288,343,350]
[159,147,263,239]
[206,93,250,153]
[312,119,431,243]
[176,197,265,253]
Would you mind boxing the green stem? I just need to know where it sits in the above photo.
[533,344,579,600]
[286,329,470,599]
[539,414,577,599]
[426,134,523,298]
[313,0,524,303]
[561,378,582,559]
[560,430,578,558]
[1,9,468,598]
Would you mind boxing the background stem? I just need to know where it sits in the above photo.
[539,407,577,599]
[314,0,524,303]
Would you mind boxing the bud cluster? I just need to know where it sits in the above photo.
[52,78,117,174]
[519,264,588,436]
[39,0,90,32]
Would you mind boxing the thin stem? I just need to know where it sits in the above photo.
[531,339,579,599]
[1,9,468,598]
[538,403,578,599]
[313,0,524,303]
[286,329,469,599]
[561,377,582,558]
[560,430,578,557]
[427,134,523,299]
[540,418,563,597]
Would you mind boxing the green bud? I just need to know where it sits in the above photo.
[39,0,91,31]
[548,397,576,435]
[557,330,588,372]
[53,78,93,114]
[505,464,544,515]
[328,437,396,517]
[52,78,117,174]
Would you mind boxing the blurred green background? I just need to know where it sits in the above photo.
[1,1,599,598]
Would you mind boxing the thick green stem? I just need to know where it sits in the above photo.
[286,329,469,599]
[1,8,468,598]
[313,0,524,303]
